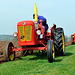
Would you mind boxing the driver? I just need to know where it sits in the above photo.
[33,14,48,32]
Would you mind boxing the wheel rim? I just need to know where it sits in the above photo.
[8,45,15,61]
[62,33,65,52]
[28,50,32,54]
[9,53,14,60]
[52,44,55,59]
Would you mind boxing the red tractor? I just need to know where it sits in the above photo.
[71,33,75,44]
[5,3,65,63]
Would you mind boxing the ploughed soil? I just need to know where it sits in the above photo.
[65,42,72,46]
[0,41,72,63]
[0,41,21,63]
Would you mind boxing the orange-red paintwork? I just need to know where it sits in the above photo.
[12,20,55,52]
[17,21,38,46]
[71,33,75,43]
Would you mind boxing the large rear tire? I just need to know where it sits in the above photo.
[54,28,65,56]
[47,40,55,63]
[5,42,15,61]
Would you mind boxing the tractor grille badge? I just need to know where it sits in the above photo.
[23,22,26,25]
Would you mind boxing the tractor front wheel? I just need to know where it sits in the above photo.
[47,40,55,63]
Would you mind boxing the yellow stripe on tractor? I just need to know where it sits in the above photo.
[62,33,65,52]
[34,3,38,23]
[52,44,55,59]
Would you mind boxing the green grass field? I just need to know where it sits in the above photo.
[0,45,75,75]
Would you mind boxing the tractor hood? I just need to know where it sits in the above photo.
[17,20,38,46]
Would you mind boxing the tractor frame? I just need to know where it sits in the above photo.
[5,3,65,63]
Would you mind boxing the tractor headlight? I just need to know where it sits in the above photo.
[36,30,41,35]
[13,32,18,37]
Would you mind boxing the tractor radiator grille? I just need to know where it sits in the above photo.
[19,26,25,41]
[25,25,32,41]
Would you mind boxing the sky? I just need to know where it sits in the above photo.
[0,0,75,36]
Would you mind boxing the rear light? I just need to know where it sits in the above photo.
[13,32,18,37]
[36,30,41,35]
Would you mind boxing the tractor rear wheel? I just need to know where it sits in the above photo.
[47,40,55,63]
[27,50,33,55]
[54,28,65,56]
[5,42,15,61]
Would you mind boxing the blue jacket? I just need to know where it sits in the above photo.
[37,16,47,26]
[37,16,48,31]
